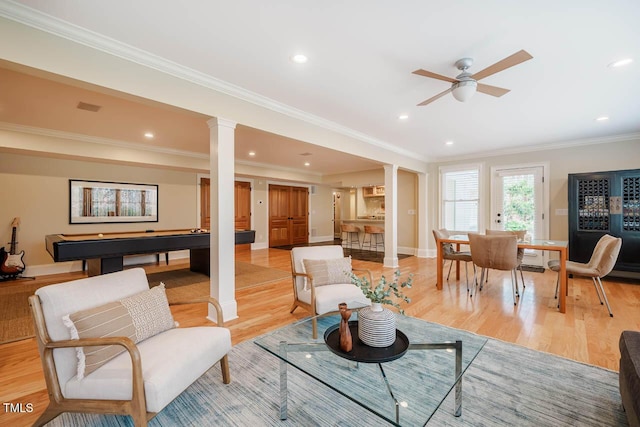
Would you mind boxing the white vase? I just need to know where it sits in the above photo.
[358,302,396,347]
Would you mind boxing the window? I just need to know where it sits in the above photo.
[440,165,481,232]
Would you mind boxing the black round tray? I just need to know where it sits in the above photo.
[323,320,409,363]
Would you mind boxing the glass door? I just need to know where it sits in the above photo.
[491,166,546,267]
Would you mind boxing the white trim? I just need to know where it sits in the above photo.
[0,1,427,163]
[433,132,640,163]
[0,121,208,160]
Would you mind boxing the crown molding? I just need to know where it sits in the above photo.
[432,132,640,163]
[0,121,208,159]
[0,1,428,163]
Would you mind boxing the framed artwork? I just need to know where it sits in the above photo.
[69,180,158,224]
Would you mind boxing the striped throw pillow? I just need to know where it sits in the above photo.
[302,257,352,287]
[62,283,176,379]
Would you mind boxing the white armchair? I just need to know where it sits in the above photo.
[29,267,231,426]
[289,245,371,338]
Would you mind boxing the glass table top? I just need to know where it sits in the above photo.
[254,314,488,426]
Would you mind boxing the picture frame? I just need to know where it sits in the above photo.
[69,179,158,224]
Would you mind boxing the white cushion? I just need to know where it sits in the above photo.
[314,284,370,315]
[35,268,151,388]
[63,326,231,413]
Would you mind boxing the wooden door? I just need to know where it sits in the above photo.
[200,177,210,229]
[290,186,309,244]
[269,184,309,246]
[235,181,251,230]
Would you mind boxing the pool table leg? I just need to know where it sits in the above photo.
[87,257,124,276]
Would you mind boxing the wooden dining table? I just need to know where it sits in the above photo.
[435,235,569,313]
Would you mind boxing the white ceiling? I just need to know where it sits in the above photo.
[2,0,640,173]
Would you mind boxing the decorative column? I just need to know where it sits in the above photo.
[207,117,238,322]
[383,164,399,268]
[416,172,429,258]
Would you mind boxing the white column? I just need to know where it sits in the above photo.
[207,117,238,322]
[383,164,399,268]
[416,172,430,258]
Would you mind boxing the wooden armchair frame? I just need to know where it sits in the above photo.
[289,249,372,338]
[29,295,230,427]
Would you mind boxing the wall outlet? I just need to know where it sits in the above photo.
[408,209,416,215]
[555,208,568,216]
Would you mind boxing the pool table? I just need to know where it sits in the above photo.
[45,229,256,276]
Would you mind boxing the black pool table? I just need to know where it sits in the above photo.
[45,229,256,276]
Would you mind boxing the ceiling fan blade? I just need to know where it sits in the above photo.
[476,83,510,97]
[412,69,458,83]
[471,50,533,81]
[417,88,452,106]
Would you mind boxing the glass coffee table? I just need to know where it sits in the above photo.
[254,314,487,426]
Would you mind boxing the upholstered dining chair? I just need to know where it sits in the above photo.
[290,245,371,338]
[548,234,622,317]
[432,228,475,290]
[486,229,527,288]
[468,233,520,305]
[28,268,231,427]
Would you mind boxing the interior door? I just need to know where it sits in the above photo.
[268,184,309,246]
[491,166,545,267]
[200,177,210,229]
[234,181,251,230]
[290,186,309,244]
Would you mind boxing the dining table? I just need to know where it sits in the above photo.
[435,235,569,313]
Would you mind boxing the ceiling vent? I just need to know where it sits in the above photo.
[77,102,102,112]
[299,152,313,156]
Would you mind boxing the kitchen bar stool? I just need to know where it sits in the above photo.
[363,225,384,252]
[341,224,361,248]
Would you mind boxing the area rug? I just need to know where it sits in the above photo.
[47,318,627,427]
[0,263,289,344]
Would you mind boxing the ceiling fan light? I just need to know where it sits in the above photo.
[451,80,477,102]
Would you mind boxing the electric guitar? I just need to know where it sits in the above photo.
[1,217,25,275]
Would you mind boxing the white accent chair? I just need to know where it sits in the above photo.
[290,245,371,338]
[29,268,231,426]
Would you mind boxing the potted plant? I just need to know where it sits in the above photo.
[350,270,413,347]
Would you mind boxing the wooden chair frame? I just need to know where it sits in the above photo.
[289,250,372,338]
[29,295,230,427]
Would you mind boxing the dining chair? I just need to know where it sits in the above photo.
[548,234,621,317]
[486,229,527,289]
[468,233,520,305]
[432,228,475,290]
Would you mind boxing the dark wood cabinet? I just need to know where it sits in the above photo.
[568,168,640,279]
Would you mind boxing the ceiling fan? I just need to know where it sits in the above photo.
[412,50,533,106]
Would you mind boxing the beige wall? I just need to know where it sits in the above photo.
[0,152,200,272]
[428,137,640,250]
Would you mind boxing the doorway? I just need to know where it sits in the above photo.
[269,184,309,247]
[491,165,548,267]
[199,177,252,231]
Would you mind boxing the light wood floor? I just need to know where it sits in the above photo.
[2,246,639,426]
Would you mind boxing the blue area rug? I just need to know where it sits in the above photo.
[48,319,627,426]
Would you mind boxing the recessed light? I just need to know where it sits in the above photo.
[445,141,454,146]
[595,116,609,122]
[304,162,310,166]
[398,114,409,120]
[248,151,256,156]
[608,58,633,68]
[291,54,308,64]
[144,132,154,139]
